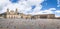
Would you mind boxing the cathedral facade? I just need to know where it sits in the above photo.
[6,8,32,19]
[6,8,21,19]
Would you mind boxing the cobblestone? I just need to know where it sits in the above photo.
[0,19,60,29]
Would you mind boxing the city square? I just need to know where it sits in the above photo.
[0,19,60,29]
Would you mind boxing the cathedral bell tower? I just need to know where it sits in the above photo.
[15,8,18,15]
[7,8,9,15]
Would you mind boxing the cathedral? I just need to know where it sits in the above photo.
[6,8,32,19]
[6,8,21,19]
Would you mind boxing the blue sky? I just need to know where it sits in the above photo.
[10,0,60,10]
[0,0,60,17]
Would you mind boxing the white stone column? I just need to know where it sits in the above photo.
[47,15,50,19]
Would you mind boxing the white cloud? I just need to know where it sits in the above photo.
[48,8,56,11]
[27,0,44,6]
[30,8,56,15]
[57,0,60,7]
[55,10,60,17]
[32,4,42,13]
[55,10,60,13]
[0,0,11,13]
[0,0,44,14]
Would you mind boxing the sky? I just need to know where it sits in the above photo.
[0,0,60,17]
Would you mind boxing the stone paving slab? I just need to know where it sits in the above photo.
[0,19,60,29]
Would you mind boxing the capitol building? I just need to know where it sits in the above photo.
[0,8,59,19]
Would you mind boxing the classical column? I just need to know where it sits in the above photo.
[7,8,9,15]
[6,8,9,18]
[38,16,40,19]
[47,15,50,19]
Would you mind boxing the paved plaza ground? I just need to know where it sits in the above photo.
[0,19,60,29]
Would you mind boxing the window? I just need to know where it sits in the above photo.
[40,15,47,19]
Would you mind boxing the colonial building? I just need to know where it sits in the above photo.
[6,8,21,19]
[0,8,56,19]
[6,8,32,19]
[32,14,55,19]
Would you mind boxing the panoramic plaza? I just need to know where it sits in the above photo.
[0,8,60,19]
